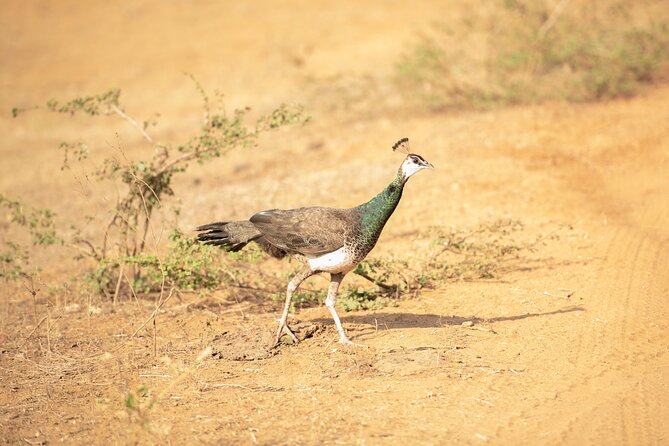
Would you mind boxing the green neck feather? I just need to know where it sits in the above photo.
[356,169,407,242]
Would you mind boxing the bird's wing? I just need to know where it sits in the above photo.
[249,207,354,256]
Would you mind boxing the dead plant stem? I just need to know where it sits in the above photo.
[110,104,154,145]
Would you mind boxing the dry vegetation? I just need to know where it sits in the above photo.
[2,0,669,445]
[397,0,669,108]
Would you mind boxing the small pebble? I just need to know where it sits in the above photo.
[461,321,474,327]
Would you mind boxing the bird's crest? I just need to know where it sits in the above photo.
[392,137,410,154]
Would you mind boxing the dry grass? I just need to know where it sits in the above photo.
[397,0,669,109]
[3,1,669,444]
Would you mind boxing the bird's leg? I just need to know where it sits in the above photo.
[275,267,314,346]
[326,273,367,347]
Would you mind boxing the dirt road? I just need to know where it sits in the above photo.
[1,1,668,444]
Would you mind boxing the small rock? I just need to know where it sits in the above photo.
[461,321,474,328]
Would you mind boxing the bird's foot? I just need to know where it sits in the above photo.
[338,337,368,348]
[273,324,299,348]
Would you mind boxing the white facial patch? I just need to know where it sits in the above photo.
[401,158,426,178]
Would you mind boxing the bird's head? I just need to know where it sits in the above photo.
[392,138,434,180]
[401,153,434,179]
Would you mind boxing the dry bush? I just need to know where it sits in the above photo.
[7,83,307,300]
[291,219,558,312]
[397,0,669,109]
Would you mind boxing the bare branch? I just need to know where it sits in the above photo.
[354,270,395,290]
[153,150,201,176]
[71,237,100,260]
[18,315,48,349]
[110,104,154,145]
[128,286,175,340]
[112,262,125,304]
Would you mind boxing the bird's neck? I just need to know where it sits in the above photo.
[356,170,407,242]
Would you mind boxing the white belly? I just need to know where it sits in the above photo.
[307,246,356,274]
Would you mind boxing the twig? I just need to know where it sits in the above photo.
[525,225,567,250]
[132,182,156,255]
[542,290,572,299]
[154,151,200,177]
[121,269,141,307]
[71,237,100,260]
[153,317,157,358]
[22,275,40,322]
[208,383,284,392]
[19,315,48,349]
[101,195,122,259]
[130,170,161,205]
[353,270,395,290]
[110,104,154,145]
[112,262,125,304]
[433,244,467,259]
[153,144,234,178]
[465,324,497,334]
[381,346,442,353]
[127,286,175,340]
[185,73,211,125]
[128,171,169,313]
[46,311,51,352]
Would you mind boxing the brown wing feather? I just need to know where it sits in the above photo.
[249,207,355,256]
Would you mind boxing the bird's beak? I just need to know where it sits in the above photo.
[425,161,434,169]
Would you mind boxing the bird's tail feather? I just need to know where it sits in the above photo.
[196,221,260,252]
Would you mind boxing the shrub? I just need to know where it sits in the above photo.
[397,0,669,109]
[291,219,542,312]
[0,194,63,282]
[11,83,308,298]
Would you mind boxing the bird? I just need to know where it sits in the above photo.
[196,138,433,346]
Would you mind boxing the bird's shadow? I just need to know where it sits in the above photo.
[308,305,584,330]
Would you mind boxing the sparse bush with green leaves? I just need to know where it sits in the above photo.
[85,229,238,295]
[7,83,559,313]
[0,194,63,247]
[338,286,399,312]
[397,0,669,109]
[0,194,63,282]
[9,83,307,298]
[422,219,527,281]
[287,219,543,312]
[352,220,530,303]
[0,241,29,282]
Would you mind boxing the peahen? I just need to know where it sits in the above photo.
[197,138,433,346]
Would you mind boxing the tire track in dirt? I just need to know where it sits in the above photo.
[617,231,648,446]
[558,225,641,445]
[565,225,624,376]
[552,196,669,445]
[615,223,669,446]
[625,208,669,446]
[531,221,667,445]
[498,99,669,444]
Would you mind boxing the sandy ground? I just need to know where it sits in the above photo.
[1,1,668,445]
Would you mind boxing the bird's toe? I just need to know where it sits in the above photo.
[273,324,300,348]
